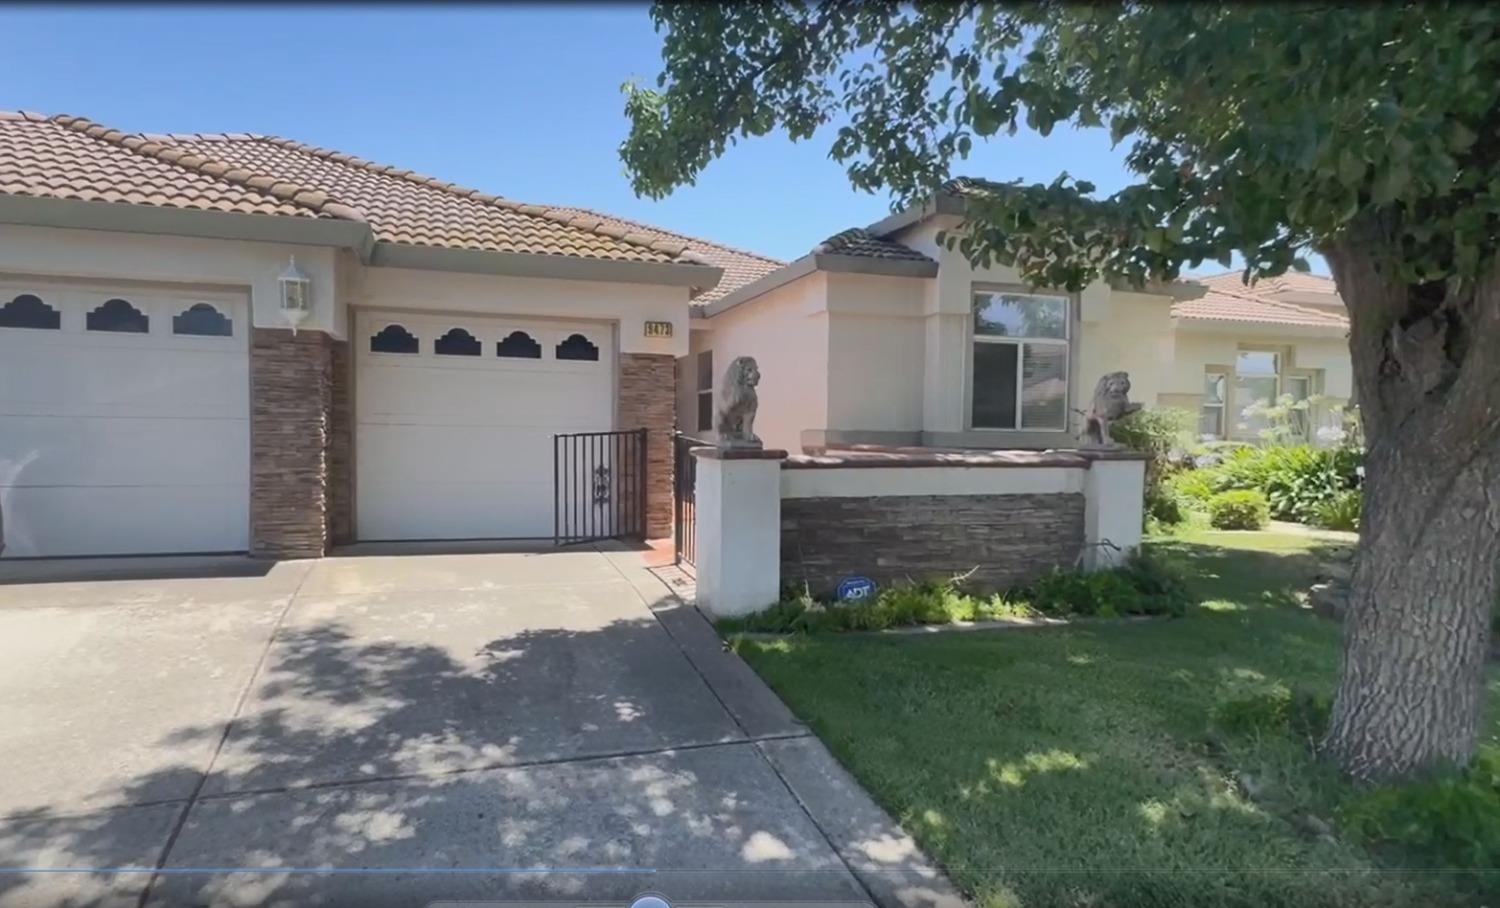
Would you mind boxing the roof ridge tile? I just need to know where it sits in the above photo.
[245,134,700,263]
[45,114,366,223]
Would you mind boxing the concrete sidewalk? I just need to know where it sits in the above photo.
[0,545,964,908]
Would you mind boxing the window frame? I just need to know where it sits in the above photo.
[966,287,1073,432]
[696,350,714,433]
[1200,368,1229,438]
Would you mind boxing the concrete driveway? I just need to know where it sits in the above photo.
[0,545,960,908]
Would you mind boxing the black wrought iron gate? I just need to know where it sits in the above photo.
[553,428,647,545]
[673,433,709,568]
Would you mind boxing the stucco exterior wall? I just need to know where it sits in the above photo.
[685,273,831,452]
[0,224,343,335]
[824,272,927,436]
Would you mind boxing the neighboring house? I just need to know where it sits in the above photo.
[0,110,780,559]
[1167,270,1351,443]
[682,179,1352,453]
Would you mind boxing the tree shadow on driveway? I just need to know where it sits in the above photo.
[0,610,866,907]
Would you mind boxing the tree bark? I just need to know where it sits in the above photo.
[1319,234,1500,782]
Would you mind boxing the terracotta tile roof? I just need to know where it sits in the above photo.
[1197,270,1341,299]
[0,111,723,268]
[1176,273,1348,329]
[0,112,333,219]
[545,206,782,305]
[814,227,934,262]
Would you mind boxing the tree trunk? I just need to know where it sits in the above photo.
[1319,234,1500,782]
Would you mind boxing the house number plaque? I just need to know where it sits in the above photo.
[643,320,674,338]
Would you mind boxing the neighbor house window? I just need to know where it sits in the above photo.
[696,350,714,433]
[1200,370,1228,438]
[1234,350,1280,437]
[970,290,1070,430]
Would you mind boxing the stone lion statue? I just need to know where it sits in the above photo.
[1079,371,1141,447]
[715,356,762,449]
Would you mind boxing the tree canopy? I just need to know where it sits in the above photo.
[622,3,1500,293]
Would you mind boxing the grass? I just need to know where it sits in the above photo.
[734,528,1499,907]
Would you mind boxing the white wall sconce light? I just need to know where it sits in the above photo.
[278,256,313,334]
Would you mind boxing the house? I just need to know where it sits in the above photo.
[681,179,1353,453]
[1166,270,1351,443]
[0,110,783,559]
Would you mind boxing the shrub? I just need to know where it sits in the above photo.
[1338,745,1500,871]
[1180,444,1364,524]
[1146,483,1187,527]
[1314,489,1362,531]
[1112,408,1193,527]
[725,553,1194,634]
[1208,489,1270,529]
[1166,468,1219,506]
[1117,549,1194,616]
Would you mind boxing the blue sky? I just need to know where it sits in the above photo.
[2,4,1271,273]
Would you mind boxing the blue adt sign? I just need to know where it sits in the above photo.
[837,576,878,601]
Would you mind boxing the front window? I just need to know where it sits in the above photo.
[1234,350,1280,437]
[970,291,1070,430]
[1200,371,1227,438]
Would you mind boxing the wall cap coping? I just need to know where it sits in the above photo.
[691,446,790,461]
[784,445,1147,469]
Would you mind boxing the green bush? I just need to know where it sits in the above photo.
[1112,408,1193,527]
[1209,489,1271,529]
[1166,468,1219,506]
[1177,444,1364,525]
[1314,489,1362,531]
[1339,745,1500,871]
[724,552,1194,634]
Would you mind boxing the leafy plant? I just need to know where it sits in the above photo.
[1112,407,1193,527]
[1315,489,1363,531]
[1209,490,1271,530]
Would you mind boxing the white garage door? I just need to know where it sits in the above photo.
[355,310,615,541]
[0,280,250,558]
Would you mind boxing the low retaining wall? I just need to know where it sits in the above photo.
[778,449,1136,596]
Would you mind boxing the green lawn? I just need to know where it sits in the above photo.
[736,529,1497,908]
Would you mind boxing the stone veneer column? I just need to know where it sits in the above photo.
[250,328,333,558]
[618,352,676,539]
[327,339,353,546]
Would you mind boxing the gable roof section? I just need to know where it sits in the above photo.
[0,111,768,291]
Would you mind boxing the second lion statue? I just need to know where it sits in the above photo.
[715,356,762,449]
[1079,371,1142,448]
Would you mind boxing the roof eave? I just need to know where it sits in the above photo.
[370,242,723,289]
[865,191,965,239]
[1172,314,1349,336]
[0,193,372,253]
[699,251,938,319]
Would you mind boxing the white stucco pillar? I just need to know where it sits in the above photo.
[1082,453,1147,570]
[692,447,788,618]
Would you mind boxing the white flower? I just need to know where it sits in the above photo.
[1316,425,1346,444]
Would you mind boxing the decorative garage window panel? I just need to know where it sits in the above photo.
[1,293,61,330]
[497,330,542,359]
[434,327,482,356]
[173,302,233,337]
[556,333,600,361]
[86,298,150,333]
[370,324,419,354]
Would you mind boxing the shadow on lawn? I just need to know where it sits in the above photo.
[1150,538,1352,610]
[0,611,869,908]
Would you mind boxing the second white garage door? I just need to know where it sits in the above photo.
[354,310,615,541]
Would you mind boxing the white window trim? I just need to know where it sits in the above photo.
[966,287,1073,432]
[1200,368,1229,439]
